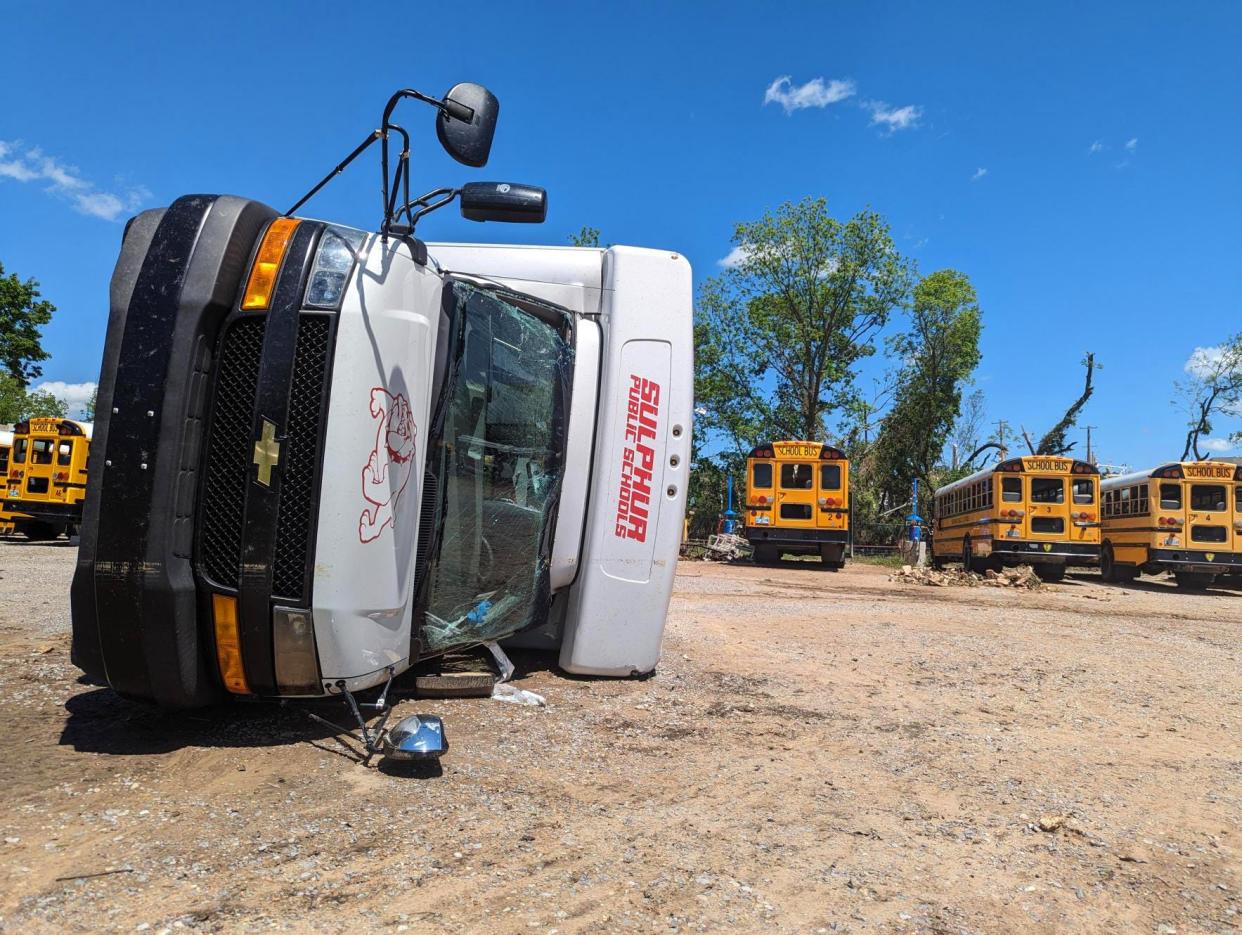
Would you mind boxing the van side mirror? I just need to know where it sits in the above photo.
[460,182,547,223]
[436,83,499,168]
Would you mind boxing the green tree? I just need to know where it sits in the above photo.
[567,226,601,248]
[695,198,913,450]
[0,373,68,422]
[871,269,983,503]
[0,261,56,385]
[1175,334,1242,460]
[85,386,97,421]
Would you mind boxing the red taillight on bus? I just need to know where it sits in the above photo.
[54,471,68,483]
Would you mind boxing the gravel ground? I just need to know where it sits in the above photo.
[0,539,1238,933]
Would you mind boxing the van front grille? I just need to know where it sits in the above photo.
[271,315,332,600]
[199,316,266,586]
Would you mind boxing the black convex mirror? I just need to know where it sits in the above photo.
[460,182,547,223]
[436,83,499,168]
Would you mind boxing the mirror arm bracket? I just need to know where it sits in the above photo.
[284,129,382,217]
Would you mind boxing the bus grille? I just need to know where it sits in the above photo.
[271,315,331,600]
[199,316,267,586]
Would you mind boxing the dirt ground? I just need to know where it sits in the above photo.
[0,539,1238,934]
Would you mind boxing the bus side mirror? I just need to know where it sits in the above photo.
[436,83,499,168]
[460,182,547,223]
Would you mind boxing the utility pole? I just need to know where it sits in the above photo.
[1084,425,1097,464]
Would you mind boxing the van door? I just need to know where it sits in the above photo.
[775,462,816,529]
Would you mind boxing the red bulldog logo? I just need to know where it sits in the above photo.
[359,388,417,544]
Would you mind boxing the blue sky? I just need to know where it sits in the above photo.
[2,1,1239,470]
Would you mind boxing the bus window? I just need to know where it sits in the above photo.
[58,441,73,466]
[779,503,812,520]
[1030,477,1064,504]
[780,463,813,490]
[1190,484,1226,512]
[1159,483,1181,510]
[1072,479,1094,504]
[752,463,773,489]
[820,464,841,490]
[14,439,27,464]
[31,439,54,465]
[1002,477,1022,502]
[1236,486,1242,512]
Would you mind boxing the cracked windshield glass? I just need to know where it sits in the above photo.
[418,281,572,655]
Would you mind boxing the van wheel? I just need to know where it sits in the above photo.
[1174,572,1213,590]
[21,522,61,541]
[1100,544,1117,582]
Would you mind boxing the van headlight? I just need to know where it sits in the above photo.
[304,225,368,310]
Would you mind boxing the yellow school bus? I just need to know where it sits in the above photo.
[932,455,1101,580]
[1100,460,1242,589]
[5,417,92,539]
[0,430,16,535]
[743,440,850,567]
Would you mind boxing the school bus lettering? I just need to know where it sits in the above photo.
[1026,458,1070,473]
[615,374,661,542]
[1184,464,1232,479]
[773,442,821,459]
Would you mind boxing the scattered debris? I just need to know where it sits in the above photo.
[890,564,1042,589]
[484,641,547,707]
[1037,815,1067,832]
[704,533,752,562]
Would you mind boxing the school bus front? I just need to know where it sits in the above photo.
[744,441,850,567]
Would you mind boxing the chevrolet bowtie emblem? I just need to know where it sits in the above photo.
[253,418,281,487]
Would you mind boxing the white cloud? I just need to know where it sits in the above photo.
[1184,344,1228,380]
[1088,140,1104,155]
[1125,137,1138,152]
[30,380,97,420]
[971,167,988,181]
[0,140,148,222]
[1200,437,1233,453]
[864,101,923,132]
[718,244,752,268]
[764,76,856,114]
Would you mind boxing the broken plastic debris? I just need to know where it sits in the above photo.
[484,641,545,706]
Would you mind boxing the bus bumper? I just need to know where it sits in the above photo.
[743,526,847,551]
[1147,548,1242,574]
[990,541,1100,566]
[4,498,81,526]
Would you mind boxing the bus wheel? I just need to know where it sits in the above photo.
[753,544,778,565]
[1035,564,1066,582]
[21,522,61,541]
[1174,572,1213,590]
[818,543,844,570]
[961,538,973,572]
[1100,544,1117,582]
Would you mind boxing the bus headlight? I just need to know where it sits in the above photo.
[273,607,322,695]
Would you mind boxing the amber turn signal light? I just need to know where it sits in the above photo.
[241,218,300,310]
[212,593,250,694]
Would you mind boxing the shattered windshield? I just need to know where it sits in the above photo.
[417,280,573,656]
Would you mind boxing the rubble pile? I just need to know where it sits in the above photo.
[890,563,1042,589]
[697,533,752,561]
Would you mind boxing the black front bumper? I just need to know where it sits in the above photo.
[71,195,279,707]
